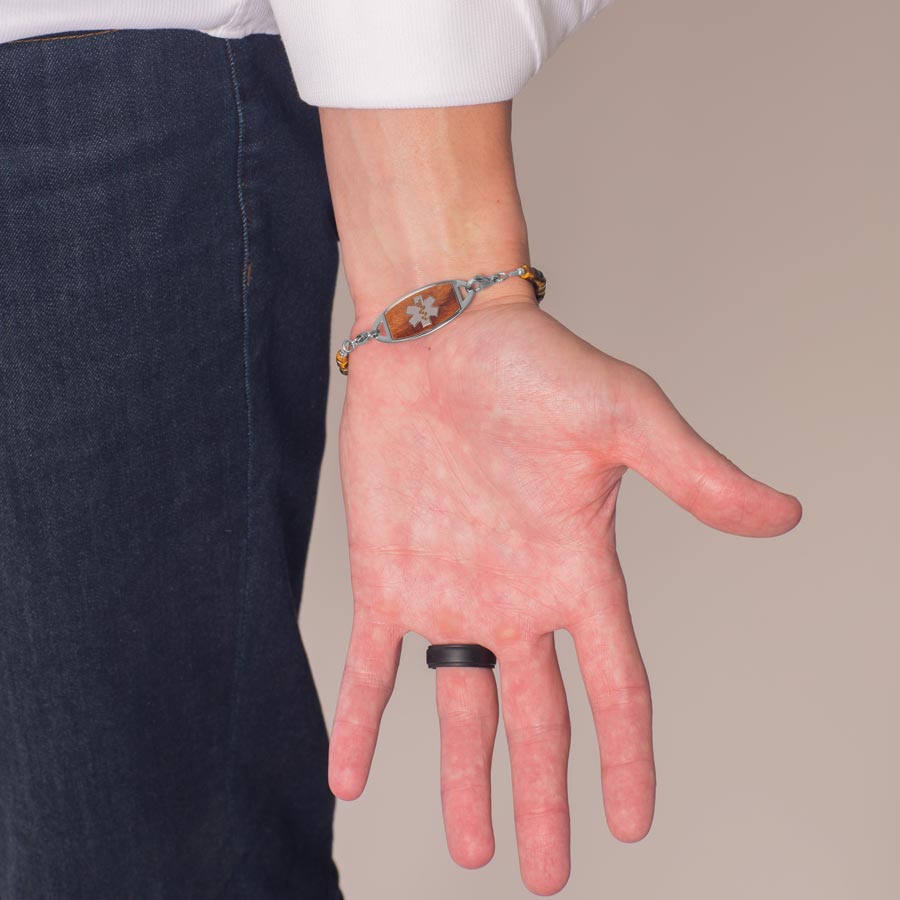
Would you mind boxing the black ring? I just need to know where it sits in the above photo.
[426,644,497,669]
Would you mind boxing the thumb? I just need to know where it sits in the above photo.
[620,368,802,537]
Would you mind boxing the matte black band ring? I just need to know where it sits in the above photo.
[426,643,497,669]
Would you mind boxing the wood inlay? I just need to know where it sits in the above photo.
[383,281,461,340]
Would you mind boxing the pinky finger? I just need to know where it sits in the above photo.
[328,617,404,800]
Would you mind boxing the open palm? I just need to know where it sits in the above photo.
[329,287,801,895]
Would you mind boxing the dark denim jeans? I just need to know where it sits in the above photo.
[0,29,343,899]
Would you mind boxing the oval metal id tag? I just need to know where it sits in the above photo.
[372,279,473,343]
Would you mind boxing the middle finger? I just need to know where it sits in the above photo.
[499,632,572,895]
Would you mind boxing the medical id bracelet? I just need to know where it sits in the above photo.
[334,264,546,375]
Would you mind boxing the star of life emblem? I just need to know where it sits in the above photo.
[406,293,440,329]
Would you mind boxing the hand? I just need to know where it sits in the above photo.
[328,284,802,895]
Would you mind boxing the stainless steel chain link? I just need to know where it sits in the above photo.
[464,267,526,295]
[338,326,382,359]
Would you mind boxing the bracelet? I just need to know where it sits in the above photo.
[334,264,546,374]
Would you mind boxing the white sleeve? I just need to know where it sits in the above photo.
[267,0,614,108]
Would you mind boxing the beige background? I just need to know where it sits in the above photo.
[301,1,899,897]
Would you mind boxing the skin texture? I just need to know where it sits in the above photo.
[318,102,802,895]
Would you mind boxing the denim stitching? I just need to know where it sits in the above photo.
[9,30,119,44]
[223,37,253,896]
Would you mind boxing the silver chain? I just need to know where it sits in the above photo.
[464,267,526,295]
[339,325,382,359]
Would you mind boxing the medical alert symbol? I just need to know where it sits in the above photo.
[406,293,439,329]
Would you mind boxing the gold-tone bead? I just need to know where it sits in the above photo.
[518,264,547,303]
[335,349,349,375]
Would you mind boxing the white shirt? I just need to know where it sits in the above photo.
[0,0,613,108]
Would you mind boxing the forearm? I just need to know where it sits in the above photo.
[318,101,533,324]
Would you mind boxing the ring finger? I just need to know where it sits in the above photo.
[435,662,500,868]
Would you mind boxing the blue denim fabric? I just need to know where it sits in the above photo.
[0,29,343,899]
